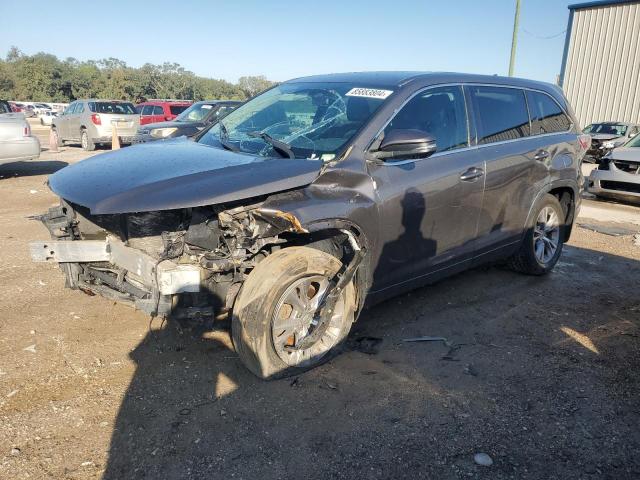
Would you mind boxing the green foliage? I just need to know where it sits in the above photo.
[0,46,276,103]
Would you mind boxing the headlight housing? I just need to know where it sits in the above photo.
[150,127,178,138]
[602,141,615,149]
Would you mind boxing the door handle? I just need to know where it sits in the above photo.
[534,150,550,161]
[459,167,484,181]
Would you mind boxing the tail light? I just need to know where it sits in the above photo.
[23,124,30,137]
[578,134,591,152]
[91,113,102,125]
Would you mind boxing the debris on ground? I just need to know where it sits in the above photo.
[463,364,478,376]
[349,336,383,355]
[402,335,452,347]
[633,234,640,247]
[23,344,36,353]
[10,447,21,456]
[473,452,493,466]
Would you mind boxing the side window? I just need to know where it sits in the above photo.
[468,86,530,144]
[629,126,639,138]
[526,91,571,134]
[153,105,164,115]
[135,105,143,114]
[64,103,76,115]
[75,103,84,114]
[384,85,468,153]
[141,105,154,116]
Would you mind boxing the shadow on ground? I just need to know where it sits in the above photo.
[102,245,640,479]
[0,160,68,178]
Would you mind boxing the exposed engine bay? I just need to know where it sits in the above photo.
[31,199,359,319]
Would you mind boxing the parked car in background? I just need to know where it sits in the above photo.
[39,110,58,126]
[52,99,140,151]
[9,102,24,113]
[0,100,13,115]
[587,132,640,203]
[136,100,192,125]
[31,72,587,379]
[32,103,53,115]
[136,100,240,141]
[21,104,37,118]
[0,115,40,164]
[583,122,640,162]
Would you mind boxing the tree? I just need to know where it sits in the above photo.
[238,75,276,98]
[0,47,270,103]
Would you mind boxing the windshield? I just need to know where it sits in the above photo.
[89,102,137,115]
[583,123,628,136]
[625,133,640,148]
[198,82,391,159]
[176,103,216,122]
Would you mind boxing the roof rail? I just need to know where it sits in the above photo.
[145,99,194,103]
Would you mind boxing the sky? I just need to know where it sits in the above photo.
[0,0,574,84]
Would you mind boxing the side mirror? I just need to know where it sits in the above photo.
[372,129,437,161]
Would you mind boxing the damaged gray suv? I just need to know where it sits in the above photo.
[30,72,587,379]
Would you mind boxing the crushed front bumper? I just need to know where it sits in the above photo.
[587,161,640,202]
[30,236,201,315]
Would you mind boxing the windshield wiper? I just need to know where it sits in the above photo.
[248,131,295,159]
[218,121,239,152]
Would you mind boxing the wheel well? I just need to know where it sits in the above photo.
[549,186,575,241]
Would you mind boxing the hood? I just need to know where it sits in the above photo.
[590,133,620,141]
[609,147,640,162]
[141,119,204,130]
[48,138,322,214]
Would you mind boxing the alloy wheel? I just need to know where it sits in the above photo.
[534,206,560,264]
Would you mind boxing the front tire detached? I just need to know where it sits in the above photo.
[232,246,356,380]
[509,193,565,275]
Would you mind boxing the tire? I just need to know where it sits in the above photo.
[232,246,356,380]
[508,194,565,275]
[81,129,95,151]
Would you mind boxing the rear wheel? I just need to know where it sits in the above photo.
[81,129,95,151]
[232,246,356,379]
[509,194,565,275]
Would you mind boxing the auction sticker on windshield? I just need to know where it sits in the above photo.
[345,88,393,99]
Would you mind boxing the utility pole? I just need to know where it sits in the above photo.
[509,0,521,76]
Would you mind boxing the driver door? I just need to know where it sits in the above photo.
[369,85,485,293]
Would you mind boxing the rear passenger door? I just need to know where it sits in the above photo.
[57,102,76,139]
[68,101,84,140]
[140,105,154,125]
[151,105,165,123]
[467,85,567,257]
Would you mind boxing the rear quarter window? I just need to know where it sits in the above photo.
[153,106,164,115]
[526,91,571,134]
[469,86,530,144]
[170,105,189,115]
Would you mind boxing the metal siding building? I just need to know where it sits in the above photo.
[560,0,640,128]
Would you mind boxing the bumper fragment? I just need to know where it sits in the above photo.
[29,236,201,295]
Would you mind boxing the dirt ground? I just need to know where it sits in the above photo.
[1,134,640,479]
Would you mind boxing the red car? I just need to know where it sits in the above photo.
[135,100,192,125]
[9,102,24,113]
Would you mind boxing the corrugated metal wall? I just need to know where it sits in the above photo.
[562,1,640,128]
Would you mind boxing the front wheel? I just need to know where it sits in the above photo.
[232,246,356,379]
[508,194,565,275]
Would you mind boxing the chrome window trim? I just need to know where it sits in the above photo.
[368,82,575,166]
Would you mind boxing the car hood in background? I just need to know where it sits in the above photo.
[589,133,620,141]
[609,147,640,162]
[141,120,204,131]
[48,139,322,214]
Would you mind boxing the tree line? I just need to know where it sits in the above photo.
[0,46,276,103]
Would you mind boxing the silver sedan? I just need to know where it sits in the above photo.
[588,134,640,203]
[0,116,40,165]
